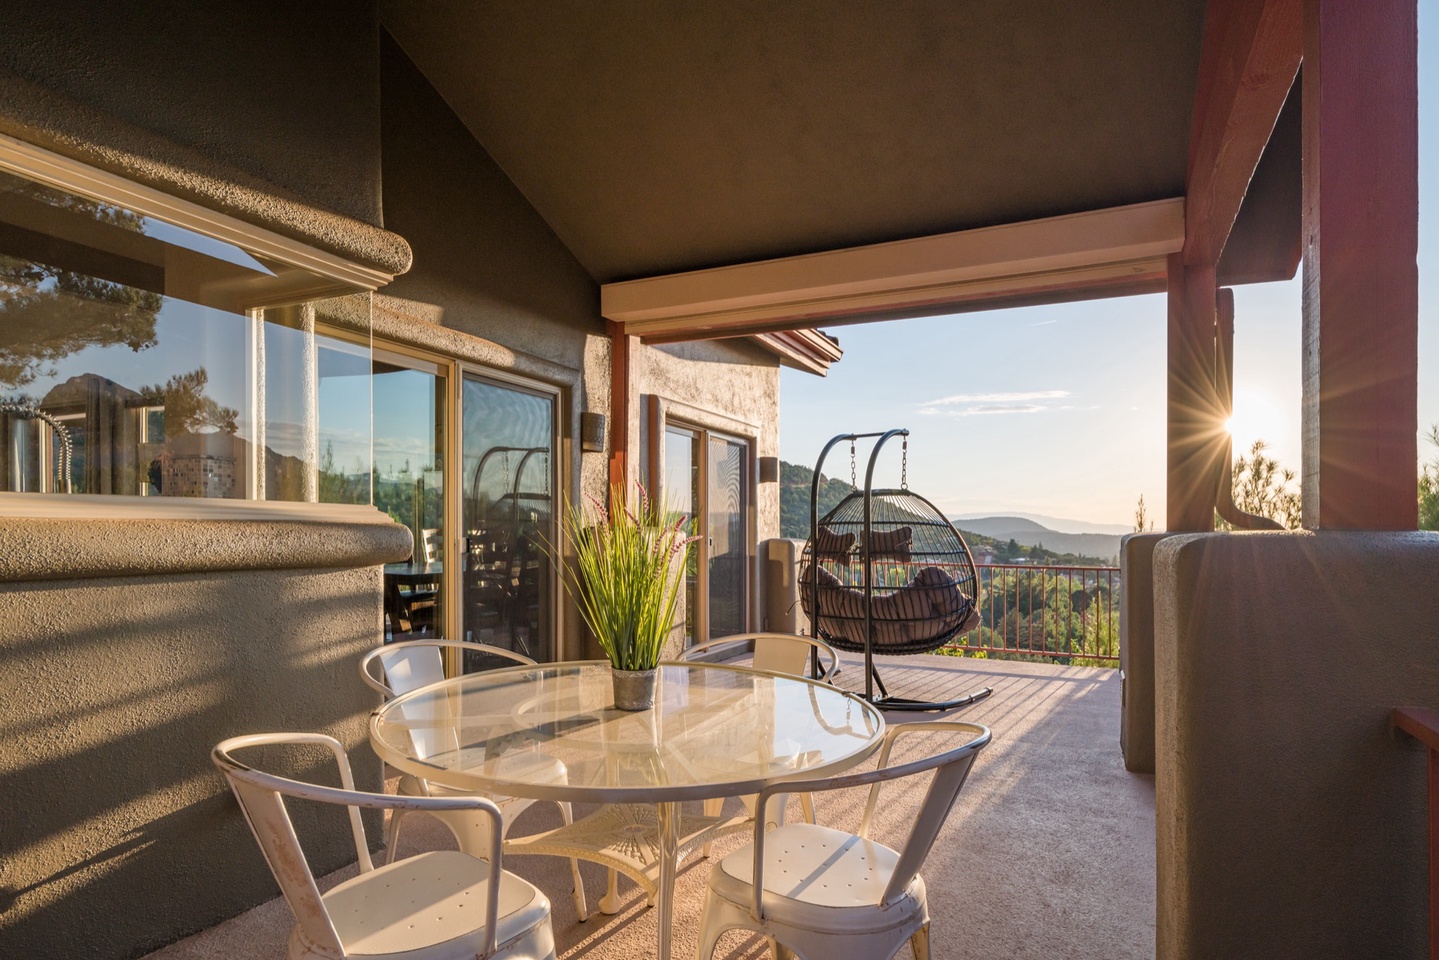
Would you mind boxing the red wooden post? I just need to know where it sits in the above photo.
[1173,0,1302,533]
[606,320,635,492]
[1300,0,1419,530]
[1166,256,1224,531]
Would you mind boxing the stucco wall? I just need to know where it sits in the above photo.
[0,0,383,226]
[637,338,782,548]
[379,36,785,652]
[0,516,410,960]
[1153,530,1439,960]
[1119,532,1169,773]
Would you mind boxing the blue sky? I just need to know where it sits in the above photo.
[781,4,1439,527]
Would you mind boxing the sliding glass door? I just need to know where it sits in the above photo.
[461,374,557,662]
[707,433,748,640]
[663,422,750,647]
[372,348,446,641]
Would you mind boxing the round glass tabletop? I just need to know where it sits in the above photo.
[369,660,886,803]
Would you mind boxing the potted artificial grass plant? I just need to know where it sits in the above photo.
[562,483,693,710]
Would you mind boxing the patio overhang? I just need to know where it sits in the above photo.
[599,198,1184,340]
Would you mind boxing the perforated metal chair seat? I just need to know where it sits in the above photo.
[709,823,925,931]
[314,850,553,960]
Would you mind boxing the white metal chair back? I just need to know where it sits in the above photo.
[360,640,538,767]
[212,732,507,958]
[360,639,537,699]
[680,632,838,681]
[422,527,442,564]
[749,720,989,914]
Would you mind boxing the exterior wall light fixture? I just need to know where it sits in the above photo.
[580,412,606,453]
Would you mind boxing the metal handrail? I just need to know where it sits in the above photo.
[1,401,73,493]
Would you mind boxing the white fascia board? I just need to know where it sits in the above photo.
[602,198,1184,335]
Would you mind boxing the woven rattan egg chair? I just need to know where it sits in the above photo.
[800,430,992,712]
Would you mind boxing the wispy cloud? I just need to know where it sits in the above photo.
[918,389,1071,418]
[921,390,1070,407]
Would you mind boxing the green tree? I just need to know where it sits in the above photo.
[140,368,237,437]
[1420,424,1439,531]
[778,460,859,538]
[0,175,163,388]
[1219,439,1301,530]
[1134,494,1154,532]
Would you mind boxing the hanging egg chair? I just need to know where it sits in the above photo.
[800,488,981,654]
[799,430,991,712]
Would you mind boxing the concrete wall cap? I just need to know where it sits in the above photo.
[0,517,412,582]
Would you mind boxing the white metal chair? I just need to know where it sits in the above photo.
[359,639,586,916]
[679,633,839,850]
[696,720,991,960]
[212,732,556,960]
[680,632,839,683]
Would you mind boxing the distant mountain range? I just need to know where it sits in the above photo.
[951,516,1122,563]
[778,461,1122,563]
[950,512,1131,536]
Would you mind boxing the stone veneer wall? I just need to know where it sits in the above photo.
[0,516,411,959]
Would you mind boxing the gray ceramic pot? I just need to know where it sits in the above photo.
[611,667,658,711]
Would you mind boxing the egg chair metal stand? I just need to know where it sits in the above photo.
[803,429,993,713]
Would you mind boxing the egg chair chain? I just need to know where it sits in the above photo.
[901,435,908,490]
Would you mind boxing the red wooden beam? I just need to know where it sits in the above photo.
[1300,0,1418,530]
[606,320,635,493]
[1393,707,1439,960]
[1184,0,1302,266]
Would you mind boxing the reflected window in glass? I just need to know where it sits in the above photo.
[0,168,372,501]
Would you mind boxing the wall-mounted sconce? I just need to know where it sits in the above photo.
[758,456,780,484]
[580,412,606,453]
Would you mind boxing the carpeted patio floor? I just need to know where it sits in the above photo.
[144,653,1155,960]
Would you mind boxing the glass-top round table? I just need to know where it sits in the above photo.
[369,660,885,960]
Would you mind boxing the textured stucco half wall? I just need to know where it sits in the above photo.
[1153,531,1439,960]
[0,518,410,960]
[1119,532,1170,773]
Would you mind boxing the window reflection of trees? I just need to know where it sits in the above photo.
[0,171,369,500]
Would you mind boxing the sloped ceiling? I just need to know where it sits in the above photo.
[381,1,1211,285]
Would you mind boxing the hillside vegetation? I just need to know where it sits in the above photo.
[779,461,1113,566]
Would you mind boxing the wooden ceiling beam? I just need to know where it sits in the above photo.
[602,198,1183,340]
[1183,0,1302,266]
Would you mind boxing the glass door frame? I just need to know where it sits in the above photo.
[457,363,563,661]
[648,396,757,648]
[373,339,459,642]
